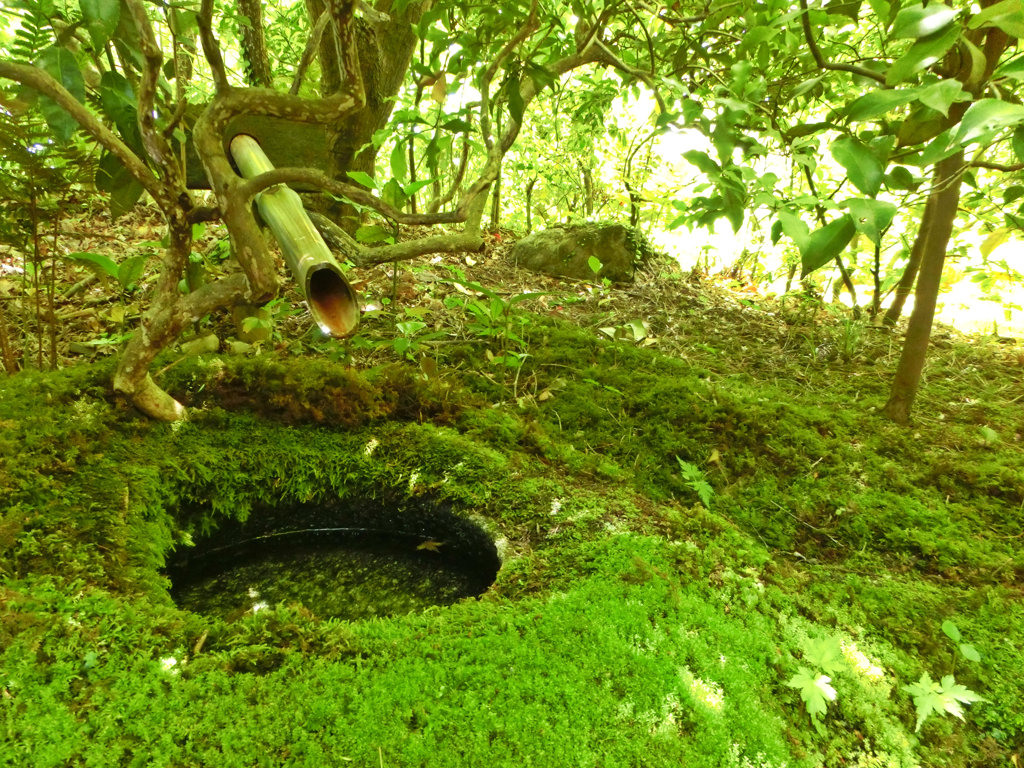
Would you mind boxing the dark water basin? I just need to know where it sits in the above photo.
[166,499,500,622]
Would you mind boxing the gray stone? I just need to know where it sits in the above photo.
[509,223,648,283]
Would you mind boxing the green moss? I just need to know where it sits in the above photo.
[2,304,1024,767]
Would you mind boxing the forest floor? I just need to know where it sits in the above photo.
[1,198,1023,767]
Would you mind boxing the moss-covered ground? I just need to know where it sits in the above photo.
[2,261,1023,767]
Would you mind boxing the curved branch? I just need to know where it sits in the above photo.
[971,160,1024,172]
[291,9,332,95]
[478,0,540,151]
[0,61,166,205]
[126,0,183,189]
[198,0,230,92]
[798,0,886,84]
[238,167,464,225]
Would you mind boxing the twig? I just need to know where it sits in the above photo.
[798,0,886,84]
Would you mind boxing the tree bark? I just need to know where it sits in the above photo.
[306,0,432,228]
[882,194,936,328]
[882,151,964,424]
[237,0,273,87]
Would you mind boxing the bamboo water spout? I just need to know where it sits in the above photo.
[229,134,359,337]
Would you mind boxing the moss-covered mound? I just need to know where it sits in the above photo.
[2,307,1022,767]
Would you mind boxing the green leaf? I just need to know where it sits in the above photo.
[791,76,823,98]
[95,152,144,218]
[959,643,982,662]
[34,46,86,143]
[169,7,198,37]
[995,58,1024,82]
[506,74,525,124]
[396,320,427,336]
[950,98,1024,147]
[803,636,845,676]
[959,38,989,91]
[941,620,962,643]
[843,198,898,245]
[65,251,119,281]
[381,177,407,210]
[891,3,960,39]
[525,62,557,93]
[968,0,1024,29]
[79,0,120,50]
[98,71,144,154]
[98,71,136,127]
[390,142,407,183]
[587,255,603,274]
[1012,125,1024,162]
[885,165,920,190]
[801,215,856,277]
[346,171,377,190]
[918,80,970,117]
[826,0,862,22]
[866,0,894,24]
[403,179,434,197]
[355,225,392,244]
[682,150,721,176]
[831,136,885,196]
[787,667,836,733]
[903,672,985,732]
[886,25,960,85]
[441,118,473,133]
[1005,185,1024,205]
[898,105,949,145]
[117,255,147,291]
[777,209,809,250]
[846,88,921,121]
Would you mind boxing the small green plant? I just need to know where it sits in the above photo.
[445,268,541,356]
[598,318,657,347]
[903,673,984,733]
[902,621,985,733]
[64,251,148,296]
[785,636,845,736]
[786,667,837,736]
[675,457,713,508]
[941,620,982,668]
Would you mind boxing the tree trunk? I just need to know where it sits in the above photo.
[883,193,936,328]
[310,0,432,230]
[525,177,536,234]
[237,0,273,87]
[490,163,502,231]
[882,151,964,424]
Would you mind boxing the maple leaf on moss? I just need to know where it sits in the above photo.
[903,672,986,732]
[787,667,837,735]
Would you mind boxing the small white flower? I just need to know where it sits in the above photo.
[160,657,179,675]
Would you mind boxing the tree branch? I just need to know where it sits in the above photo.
[971,160,1024,172]
[291,9,332,95]
[0,61,166,205]
[198,0,230,92]
[798,0,886,84]
[238,167,463,225]
[126,0,183,190]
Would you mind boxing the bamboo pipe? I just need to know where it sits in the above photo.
[229,133,359,338]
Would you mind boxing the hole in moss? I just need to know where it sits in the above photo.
[166,498,500,622]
